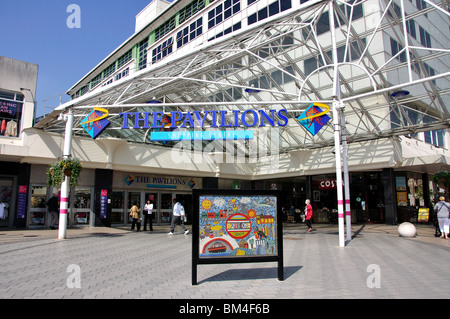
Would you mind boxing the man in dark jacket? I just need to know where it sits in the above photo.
[46,194,59,229]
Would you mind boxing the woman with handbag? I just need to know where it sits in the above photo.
[434,196,450,239]
[129,201,141,232]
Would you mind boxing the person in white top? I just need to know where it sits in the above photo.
[143,200,154,231]
[168,197,189,235]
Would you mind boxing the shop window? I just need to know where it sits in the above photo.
[0,178,12,227]
[74,188,91,225]
[29,186,47,226]
[0,90,23,138]
[111,191,124,224]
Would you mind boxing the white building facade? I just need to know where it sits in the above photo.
[2,0,449,229]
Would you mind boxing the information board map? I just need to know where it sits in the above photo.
[198,195,278,258]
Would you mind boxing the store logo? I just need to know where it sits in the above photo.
[296,103,331,136]
[124,175,135,186]
[188,179,196,189]
[80,107,110,139]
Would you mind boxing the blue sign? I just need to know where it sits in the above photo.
[297,103,331,136]
[151,130,254,141]
[80,108,111,139]
[81,108,291,141]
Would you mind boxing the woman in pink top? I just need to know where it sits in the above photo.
[305,199,313,232]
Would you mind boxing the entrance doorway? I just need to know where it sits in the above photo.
[160,193,172,223]
[144,192,158,224]
[177,193,193,224]
[110,190,192,226]
[0,178,14,228]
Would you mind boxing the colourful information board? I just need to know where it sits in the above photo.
[192,189,283,285]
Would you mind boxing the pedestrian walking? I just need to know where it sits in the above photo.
[168,197,189,235]
[434,196,450,239]
[129,201,141,232]
[305,199,313,232]
[143,200,153,231]
[46,193,59,229]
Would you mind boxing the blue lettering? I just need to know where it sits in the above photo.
[277,109,289,126]
[119,112,133,129]
[182,111,195,128]
[210,110,219,127]
[134,112,150,129]
[152,112,164,128]
[119,109,290,132]
[241,110,258,127]
[171,112,183,128]
[220,111,232,128]
[233,110,240,127]
[194,111,209,127]
[259,110,275,127]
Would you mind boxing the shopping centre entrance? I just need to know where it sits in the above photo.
[110,190,193,226]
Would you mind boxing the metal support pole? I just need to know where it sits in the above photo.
[333,101,345,247]
[341,111,352,243]
[330,0,345,247]
[58,110,74,240]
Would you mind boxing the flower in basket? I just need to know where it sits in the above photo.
[46,157,82,188]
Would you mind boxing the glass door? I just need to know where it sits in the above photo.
[144,192,158,224]
[128,192,141,223]
[73,187,92,226]
[29,185,47,227]
[111,191,124,224]
[160,193,173,224]
[177,193,193,224]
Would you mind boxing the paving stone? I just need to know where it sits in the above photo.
[0,224,449,300]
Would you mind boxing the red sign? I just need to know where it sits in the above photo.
[318,179,338,190]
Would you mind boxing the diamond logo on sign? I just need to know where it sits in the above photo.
[124,175,135,186]
[80,107,110,139]
[297,103,331,136]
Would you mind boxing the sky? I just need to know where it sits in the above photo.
[0,0,153,117]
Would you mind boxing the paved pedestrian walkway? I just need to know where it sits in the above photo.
[0,223,449,301]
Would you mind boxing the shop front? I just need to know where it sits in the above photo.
[260,169,434,225]
[110,172,200,226]
[0,176,15,229]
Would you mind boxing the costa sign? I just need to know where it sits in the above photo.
[318,179,339,190]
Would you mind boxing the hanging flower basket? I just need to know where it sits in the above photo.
[46,157,82,188]
[433,170,450,185]
[433,170,450,196]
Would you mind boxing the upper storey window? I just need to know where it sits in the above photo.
[179,0,206,24]
[208,0,241,29]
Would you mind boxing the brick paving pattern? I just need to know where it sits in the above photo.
[0,224,449,299]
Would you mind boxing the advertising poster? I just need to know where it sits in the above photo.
[100,189,108,219]
[16,186,27,219]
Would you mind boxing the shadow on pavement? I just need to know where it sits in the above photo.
[198,265,302,284]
